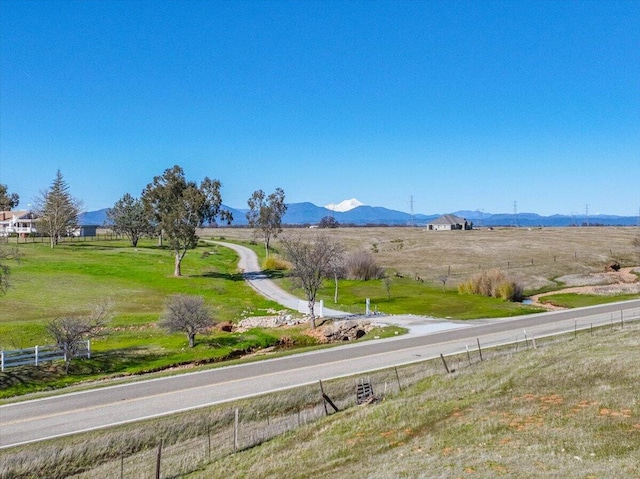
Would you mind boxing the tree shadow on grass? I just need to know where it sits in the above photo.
[0,348,166,395]
[195,271,245,281]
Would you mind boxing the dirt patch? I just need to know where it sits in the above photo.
[530,267,640,309]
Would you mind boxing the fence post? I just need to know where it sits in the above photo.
[35,345,39,366]
[319,380,328,416]
[155,439,163,479]
[87,339,91,359]
[1,350,4,372]
[394,366,402,392]
[440,353,450,374]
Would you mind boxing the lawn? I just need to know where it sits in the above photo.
[0,239,297,397]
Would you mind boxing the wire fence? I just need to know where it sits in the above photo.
[2,313,631,479]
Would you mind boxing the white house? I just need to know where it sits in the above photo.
[427,214,472,231]
[0,211,38,236]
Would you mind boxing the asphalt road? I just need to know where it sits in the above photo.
[1,241,639,449]
[2,300,639,449]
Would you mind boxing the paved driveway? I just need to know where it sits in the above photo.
[211,241,467,334]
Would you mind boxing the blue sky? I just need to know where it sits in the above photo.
[1,0,639,216]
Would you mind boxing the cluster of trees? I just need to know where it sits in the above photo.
[1,169,291,369]
[3,167,290,278]
[107,166,288,276]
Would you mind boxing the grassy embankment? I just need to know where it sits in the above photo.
[189,322,640,479]
[2,318,638,479]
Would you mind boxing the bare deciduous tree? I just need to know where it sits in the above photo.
[383,276,392,300]
[280,233,343,328]
[159,294,215,347]
[438,274,449,291]
[46,301,113,373]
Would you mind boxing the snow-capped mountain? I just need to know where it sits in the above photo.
[324,198,365,212]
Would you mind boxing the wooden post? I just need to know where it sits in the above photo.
[477,338,483,361]
[120,455,124,479]
[440,353,450,374]
[531,336,537,349]
[323,393,339,412]
[319,380,329,416]
[574,320,577,339]
[155,439,162,479]
[466,345,471,366]
[207,424,211,460]
[394,367,402,392]
[621,310,624,329]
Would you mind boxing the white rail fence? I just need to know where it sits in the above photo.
[0,340,91,371]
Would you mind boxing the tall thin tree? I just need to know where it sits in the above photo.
[34,170,82,248]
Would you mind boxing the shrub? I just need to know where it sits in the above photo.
[458,269,523,302]
[344,250,384,280]
[262,256,290,271]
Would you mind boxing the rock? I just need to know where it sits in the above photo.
[605,261,621,272]
[320,320,375,342]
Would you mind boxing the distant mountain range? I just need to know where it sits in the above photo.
[80,201,639,228]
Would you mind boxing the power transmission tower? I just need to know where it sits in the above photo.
[513,201,519,227]
[585,204,589,227]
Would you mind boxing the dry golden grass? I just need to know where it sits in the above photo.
[207,226,640,290]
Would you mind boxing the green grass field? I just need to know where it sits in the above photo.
[283,276,544,319]
[0,239,302,397]
[1,227,638,398]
